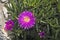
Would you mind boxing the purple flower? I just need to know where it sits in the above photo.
[38,31,45,38]
[4,19,14,30]
[18,11,35,29]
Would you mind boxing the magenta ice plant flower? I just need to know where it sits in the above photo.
[18,11,35,29]
[38,31,45,38]
[4,19,14,30]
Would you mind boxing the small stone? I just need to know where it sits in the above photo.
[1,0,8,3]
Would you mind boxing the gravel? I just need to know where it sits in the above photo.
[0,2,10,40]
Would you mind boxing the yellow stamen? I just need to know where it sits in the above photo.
[24,16,30,22]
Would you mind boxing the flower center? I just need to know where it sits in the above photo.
[8,24,12,26]
[24,16,30,22]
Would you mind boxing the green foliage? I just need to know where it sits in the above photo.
[57,0,60,12]
[5,0,60,40]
